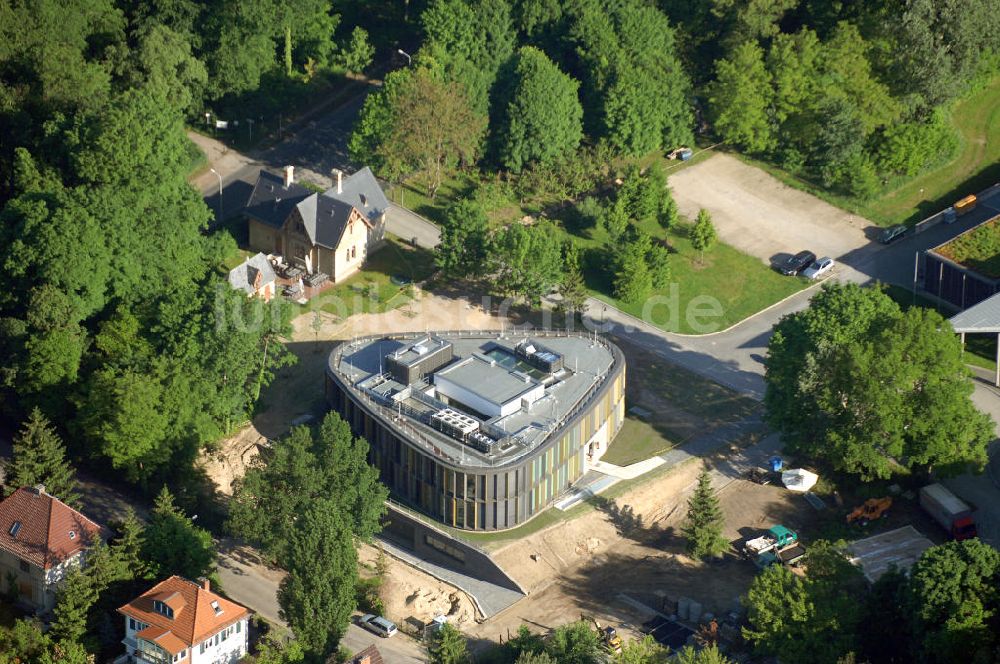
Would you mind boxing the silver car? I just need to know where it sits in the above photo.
[359,614,397,638]
[802,257,834,280]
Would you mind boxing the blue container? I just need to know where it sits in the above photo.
[769,456,783,472]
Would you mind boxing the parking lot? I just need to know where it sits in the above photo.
[669,153,871,267]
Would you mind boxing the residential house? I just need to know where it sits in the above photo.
[0,485,103,613]
[244,165,388,284]
[227,252,277,301]
[118,576,250,664]
[351,645,384,664]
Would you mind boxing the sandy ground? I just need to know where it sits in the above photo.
[467,457,812,648]
[359,543,480,631]
[669,153,871,265]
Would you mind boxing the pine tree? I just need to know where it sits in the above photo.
[112,507,149,581]
[690,209,717,265]
[682,468,728,560]
[428,623,470,664]
[142,486,215,580]
[50,566,97,644]
[9,408,81,507]
[558,244,589,316]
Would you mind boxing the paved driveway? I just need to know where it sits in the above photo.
[669,153,871,266]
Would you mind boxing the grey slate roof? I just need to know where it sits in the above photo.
[949,291,1000,333]
[245,168,389,250]
[244,171,313,229]
[228,252,277,296]
[329,167,390,226]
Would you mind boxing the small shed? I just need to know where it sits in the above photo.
[846,526,934,583]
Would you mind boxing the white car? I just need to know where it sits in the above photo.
[802,256,834,280]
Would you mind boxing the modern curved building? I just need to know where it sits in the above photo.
[325,331,625,531]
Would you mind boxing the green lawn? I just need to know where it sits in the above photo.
[934,217,1000,278]
[738,75,1000,226]
[306,236,437,318]
[573,218,808,334]
[600,418,673,466]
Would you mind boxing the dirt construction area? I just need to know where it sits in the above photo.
[669,153,871,265]
[466,457,813,648]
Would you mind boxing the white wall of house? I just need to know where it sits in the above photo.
[0,549,82,611]
[333,215,369,283]
[122,616,248,664]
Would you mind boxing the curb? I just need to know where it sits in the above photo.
[586,277,825,341]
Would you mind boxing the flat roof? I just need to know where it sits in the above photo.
[435,356,539,407]
[949,292,1000,333]
[387,336,451,367]
[330,332,618,468]
[846,526,934,583]
[930,212,1000,278]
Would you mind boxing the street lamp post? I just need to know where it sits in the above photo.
[210,168,223,221]
[397,49,412,66]
[246,118,255,143]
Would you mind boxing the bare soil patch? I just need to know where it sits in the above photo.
[468,466,814,649]
[669,153,870,265]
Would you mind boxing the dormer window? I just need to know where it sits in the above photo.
[69,530,76,540]
[9,521,21,537]
[211,600,223,616]
[153,600,174,619]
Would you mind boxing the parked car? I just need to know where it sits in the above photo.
[879,224,908,244]
[779,250,817,276]
[358,614,398,638]
[942,207,957,224]
[802,257,834,279]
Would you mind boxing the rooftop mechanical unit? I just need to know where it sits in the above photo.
[386,337,453,384]
[514,339,564,374]
[430,408,479,439]
[468,431,500,454]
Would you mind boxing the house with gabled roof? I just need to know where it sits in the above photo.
[0,484,103,612]
[227,252,277,301]
[244,165,388,284]
[117,576,250,664]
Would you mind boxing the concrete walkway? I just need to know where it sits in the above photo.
[376,537,524,619]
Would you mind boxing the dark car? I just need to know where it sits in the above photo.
[779,250,817,276]
[879,224,908,244]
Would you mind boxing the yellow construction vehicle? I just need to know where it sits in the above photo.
[581,615,623,653]
[846,497,892,526]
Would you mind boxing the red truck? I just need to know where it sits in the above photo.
[919,483,977,540]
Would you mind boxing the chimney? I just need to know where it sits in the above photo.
[200,578,211,591]
[32,484,46,495]
[333,168,343,195]
[283,165,294,188]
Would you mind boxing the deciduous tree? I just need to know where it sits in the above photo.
[227,412,388,560]
[494,47,583,172]
[907,539,1000,662]
[486,222,564,304]
[765,284,993,479]
[708,41,775,153]
[378,68,486,198]
[690,209,717,264]
[614,635,670,663]
[545,621,601,664]
[278,501,357,659]
[437,198,490,279]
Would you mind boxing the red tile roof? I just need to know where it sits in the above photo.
[0,486,102,570]
[136,625,189,656]
[352,645,384,664]
[118,576,250,647]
